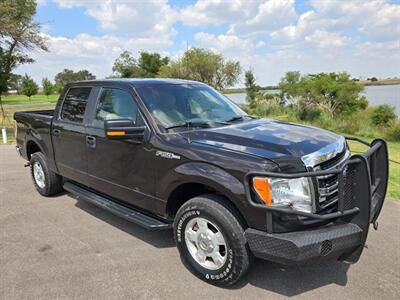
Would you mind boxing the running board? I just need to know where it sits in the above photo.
[63,182,172,230]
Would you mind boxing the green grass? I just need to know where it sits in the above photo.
[347,139,400,200]
[0,95,58,143]
[2,94,59,104]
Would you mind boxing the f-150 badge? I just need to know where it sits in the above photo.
[156,150,181,160]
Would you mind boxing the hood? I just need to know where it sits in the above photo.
[182,119,343,162]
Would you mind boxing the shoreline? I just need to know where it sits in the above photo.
[223,80,400,94]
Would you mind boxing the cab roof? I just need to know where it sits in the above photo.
[68,78,204,88]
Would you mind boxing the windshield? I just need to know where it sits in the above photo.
[136,84,247,131]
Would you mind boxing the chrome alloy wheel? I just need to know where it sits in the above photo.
[184,217,228,270]
[33,162,45,189]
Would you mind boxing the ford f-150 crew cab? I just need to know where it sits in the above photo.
[14,79,388,286]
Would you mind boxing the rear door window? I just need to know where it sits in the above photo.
[60,87,92,123]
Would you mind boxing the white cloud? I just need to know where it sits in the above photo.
[232,0,297,36]
[304,30,349,49]
[271,0,400,45]
[194,32,253,55]
[179,0,259,27]
[54,0,178,39]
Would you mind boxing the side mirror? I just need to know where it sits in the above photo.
[104,119,147,143]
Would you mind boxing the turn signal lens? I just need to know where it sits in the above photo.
[106,131,126,136]
[252,177,272,205]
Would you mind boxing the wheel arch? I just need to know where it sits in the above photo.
[26,139,43,159]
[163,162,248,228]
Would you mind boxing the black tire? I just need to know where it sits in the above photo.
[30,152,63,196]
[173,194,251,287]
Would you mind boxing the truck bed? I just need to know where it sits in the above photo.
[14,109,55,164]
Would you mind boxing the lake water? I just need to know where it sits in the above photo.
[225,84,400,115]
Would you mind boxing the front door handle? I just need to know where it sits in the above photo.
[53,129,61,137]
[86,136,96,148]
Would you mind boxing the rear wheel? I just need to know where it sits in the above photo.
[173,195,251,286]
[30,152,63,196]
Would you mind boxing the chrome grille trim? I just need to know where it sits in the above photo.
[299,136,350,209]
[301,136,347,167]
[317,150,350,205]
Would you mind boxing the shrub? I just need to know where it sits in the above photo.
[385,121,400,141]
[252,95,283,117]
[358,96,368,110]
[296,105,322,122]
[372,104,397,126]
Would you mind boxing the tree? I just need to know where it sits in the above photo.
[278,71,301,102]
[54,69,96,91]
[112,51,142,78]
[7,73,22,93]
[158,48,241,90]
[279,71,365,116]
[0,0,47,121]
[21,74,38,100]
[244,69,258,107]
[42,77,53,98]
[158,61,186,79]
[138,51,169,77]
[112,50,169,78]
[54,81,64,94]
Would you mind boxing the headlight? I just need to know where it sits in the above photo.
[252,177,314,213]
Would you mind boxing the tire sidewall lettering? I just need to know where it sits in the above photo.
[176,209,200,243]
[175,208,235,282]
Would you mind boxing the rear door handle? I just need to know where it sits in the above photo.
[53,129,61,137]
[86,136,96,148]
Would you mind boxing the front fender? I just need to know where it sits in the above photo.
[158,162,248,213]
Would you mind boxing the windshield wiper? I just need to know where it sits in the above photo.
[165,121,213,131]
[224,115,254,123]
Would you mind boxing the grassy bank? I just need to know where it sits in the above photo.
[223,77,400,94]
[222,86,279,94]
[359,78,400,86]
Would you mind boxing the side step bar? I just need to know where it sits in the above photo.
[63,182,172,230]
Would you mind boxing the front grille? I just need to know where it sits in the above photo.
[315,150,349,212]
[317,150,346,170]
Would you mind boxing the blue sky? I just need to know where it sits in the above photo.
[19,0,400,86]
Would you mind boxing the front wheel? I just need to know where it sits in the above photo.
[173,195,251,286]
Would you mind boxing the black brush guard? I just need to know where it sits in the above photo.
[244,138,389,264]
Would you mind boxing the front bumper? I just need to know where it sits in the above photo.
[244,138,389,264]
[245,223,362,264]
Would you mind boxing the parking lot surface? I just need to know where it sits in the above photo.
[1,145,399,299]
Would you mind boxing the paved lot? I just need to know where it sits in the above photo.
[1,145,399,300]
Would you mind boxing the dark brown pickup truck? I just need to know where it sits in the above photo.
[14,79,388,286]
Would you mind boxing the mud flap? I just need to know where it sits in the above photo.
[340,139,389,263]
